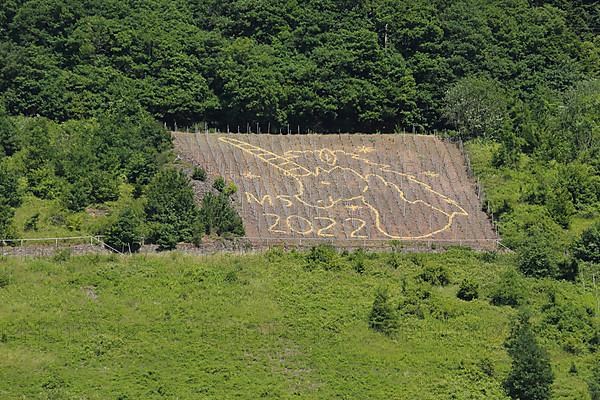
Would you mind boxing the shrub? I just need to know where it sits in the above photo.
[518,235,558,278]
[52,248,71,263]
[573,221,600,264]
[418,264,450,286]
[349,248,367,274]
[490,269,525,307]
[504,313,554,400]
[457,279,479,301]
[368,288,398,336]
[213,176,225,192]
[353,257,366,274]
[398,284,431,319]
[192,166,207,181]
[153,223,178,251]
[105,207,144,253]
[590,357,600,400]
[199,192,244,237]
[146,168,200,244]
[387,253,402,269]
[0,206,16,240]
[24,213,40,232]
[223,181,238,196]
[304,244,340,271]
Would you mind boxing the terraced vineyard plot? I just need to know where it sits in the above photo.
[174,133,497,248]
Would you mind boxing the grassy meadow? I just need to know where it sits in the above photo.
[0,248,597,399]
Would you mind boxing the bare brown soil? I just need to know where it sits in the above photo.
[173,133,498,250]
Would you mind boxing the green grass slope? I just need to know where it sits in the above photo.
[0,249,597,399]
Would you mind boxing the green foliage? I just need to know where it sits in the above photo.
[223,181,238,197]
[24,212,39,232]
[368,287,398,336]
[0,251,596,398]
[457,279,479,301]
[198,192,244,237]
[191,166,207,182]
[0,0,595,132]
[590,357,600,400]
[105,207,144,253]
[0,269,9,288]
[212,176,226,193]
[51,248,71,263]
[517,235,559,278]
[145,169,200,245]
[0,105,17,156]
[304,244,341,271]
[0,159,21,209]
[443,76,510,139]
[417,264,450,286]
[504,313,554,400]
[490,269,525,307]
[573,221,600,263]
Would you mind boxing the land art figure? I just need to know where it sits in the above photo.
[218,137,468,240]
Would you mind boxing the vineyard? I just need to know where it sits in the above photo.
[174,133,498,249]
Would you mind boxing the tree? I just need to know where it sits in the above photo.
[0,105,17,156]
[198,192,244,237]
[105,207,144,253]
[504,313,554,400]
[490,269,525,307]
[443,76,510,139]
[145,168,200,245]
[457,279,478,301]
[573,221,600,264]
[589,356,600,400]
[368,287,398,336]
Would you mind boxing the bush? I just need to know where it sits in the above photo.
[192,166,207,181]
[52,248,71,263]
[146,168,200,243]
[490,269,525,307]
[223,181,238,196]
[418,264,450,286]
[24,213,40,232]
[199,192,244,237]
[368,288,398,336]
[105,207,144,253]
[213,176,225,192]
[387,252,402,269]
[0,206,16,240]
[457,279,479,301]
[573,221,600,264]
[518,232,559,278]
[504,313,554,400]
[153,223,178,251]
[304,244,340,271]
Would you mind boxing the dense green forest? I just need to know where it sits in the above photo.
[0,0,598,131]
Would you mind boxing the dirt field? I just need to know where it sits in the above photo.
[173,133,498,249]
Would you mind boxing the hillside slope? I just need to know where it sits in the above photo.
[174,133,496,248]
[0,251,596,399]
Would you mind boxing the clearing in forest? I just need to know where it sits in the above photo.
[173,133,497,249]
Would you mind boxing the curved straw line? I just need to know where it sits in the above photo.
[219,137,312,177]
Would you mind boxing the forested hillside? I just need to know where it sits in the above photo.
[0,0,597,131]
[0,0,600,250]
[1,0,599,255]
[1,2,600,399]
